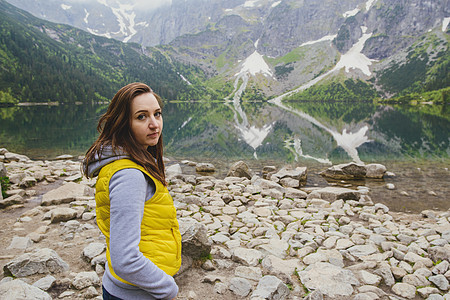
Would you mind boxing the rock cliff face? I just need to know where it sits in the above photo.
[5,0,449,98]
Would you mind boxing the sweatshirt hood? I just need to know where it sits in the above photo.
[85,146,129,178]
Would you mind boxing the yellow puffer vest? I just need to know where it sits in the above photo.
[95,159,181,284]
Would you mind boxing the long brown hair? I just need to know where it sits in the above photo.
[83,82,166,185]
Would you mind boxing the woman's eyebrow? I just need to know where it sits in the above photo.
[134,109,148,114]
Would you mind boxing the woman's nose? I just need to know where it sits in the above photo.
[148,116,158,128]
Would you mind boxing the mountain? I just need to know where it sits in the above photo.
[0,0,216,103]
[2,0,450,102]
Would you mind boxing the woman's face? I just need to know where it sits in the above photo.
[130,93,163,149]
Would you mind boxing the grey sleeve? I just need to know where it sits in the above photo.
[108,168,178,300]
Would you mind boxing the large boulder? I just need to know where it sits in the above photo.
[0,194,26,209]
[271,166,307,182]
[0,279,51,300]
[178,218,211,259]
[365,163,387,178]
[307,186,361,201]
[298,262,360,298]
[320,162,366,180]
[41,182,89,206]
[195,163,215,173]
[0,162,6,177]
[227,161,253,179]
[4,248,69,277]
[250,275,290,300]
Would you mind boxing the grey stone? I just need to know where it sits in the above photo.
[84,286,100,298]
[397,234,418,245]
[303,249,344,267]
[429,245,450,262]
[284,188,307,199]
[391,282,416,299]
[303,290,323,300]
[19,176,37,188]
[72,271,100,290]
[374,262,395,286]
[433,260,450,275]
[261,255,303,283]
[256,239,289,259]
[0,194,26,208]
[4,248,69,277]
[7,236,33,250]
[229,277,252,297]
[402,274,430,287]
[179,217,212,259]
[357,270,382,285]
[404,251,433,267]
[347,244,378,258]
[49,207,77,223]
[417,286,441,298]
[166,164,182,179]
[307,186,361,201]
[41,182,88,206]
[235,266,262,281]
[251,275,290,300]
[232,247,263,267]
[214,282,228,294]
[271,166,307,182]
[429,274,449,291]
[32,275,56,291]
[227,161,253,179]
[0,162,6,177]
[83,242,106,261]
[298,262,359,298]
[319,163,366,180]
[196,163,215,173]
[0,279,51,299]
[365,163,387,178]
[251,177,284,192]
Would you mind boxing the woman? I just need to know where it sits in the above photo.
[83,82,181,300]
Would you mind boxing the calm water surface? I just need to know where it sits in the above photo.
[1,100,449,213]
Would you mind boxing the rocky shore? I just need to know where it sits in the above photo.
[0,148,449,300]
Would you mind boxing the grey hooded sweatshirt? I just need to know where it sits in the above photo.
[86,147,178,300]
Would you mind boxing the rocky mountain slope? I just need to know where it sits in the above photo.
[3,0,450,100]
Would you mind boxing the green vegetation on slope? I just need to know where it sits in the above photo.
[0,0,217,103]
[377,32,449,96]
[284,77,379,101]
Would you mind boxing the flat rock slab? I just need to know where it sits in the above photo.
[298,262,360,298]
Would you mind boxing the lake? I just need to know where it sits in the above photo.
[1,100,449,213]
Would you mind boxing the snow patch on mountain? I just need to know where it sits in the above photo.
[365,0,376,11]
[83,9,89,24]
[179,117,192,130]
[269,26,377,103]
[443,17,450,32]
[61,4,71,10]
[235,51,273,77]
[333,26,376,76]
[178,72,192,85]
[300,35,337,47]
[243,1,258,8]
[271,1,281,8]
[86,28,111,38]
[343,8,359,18]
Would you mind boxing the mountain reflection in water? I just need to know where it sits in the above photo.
[0,100,449,212]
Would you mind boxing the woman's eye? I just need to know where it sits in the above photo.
[155,112,162,117]
[137,114,146,120]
